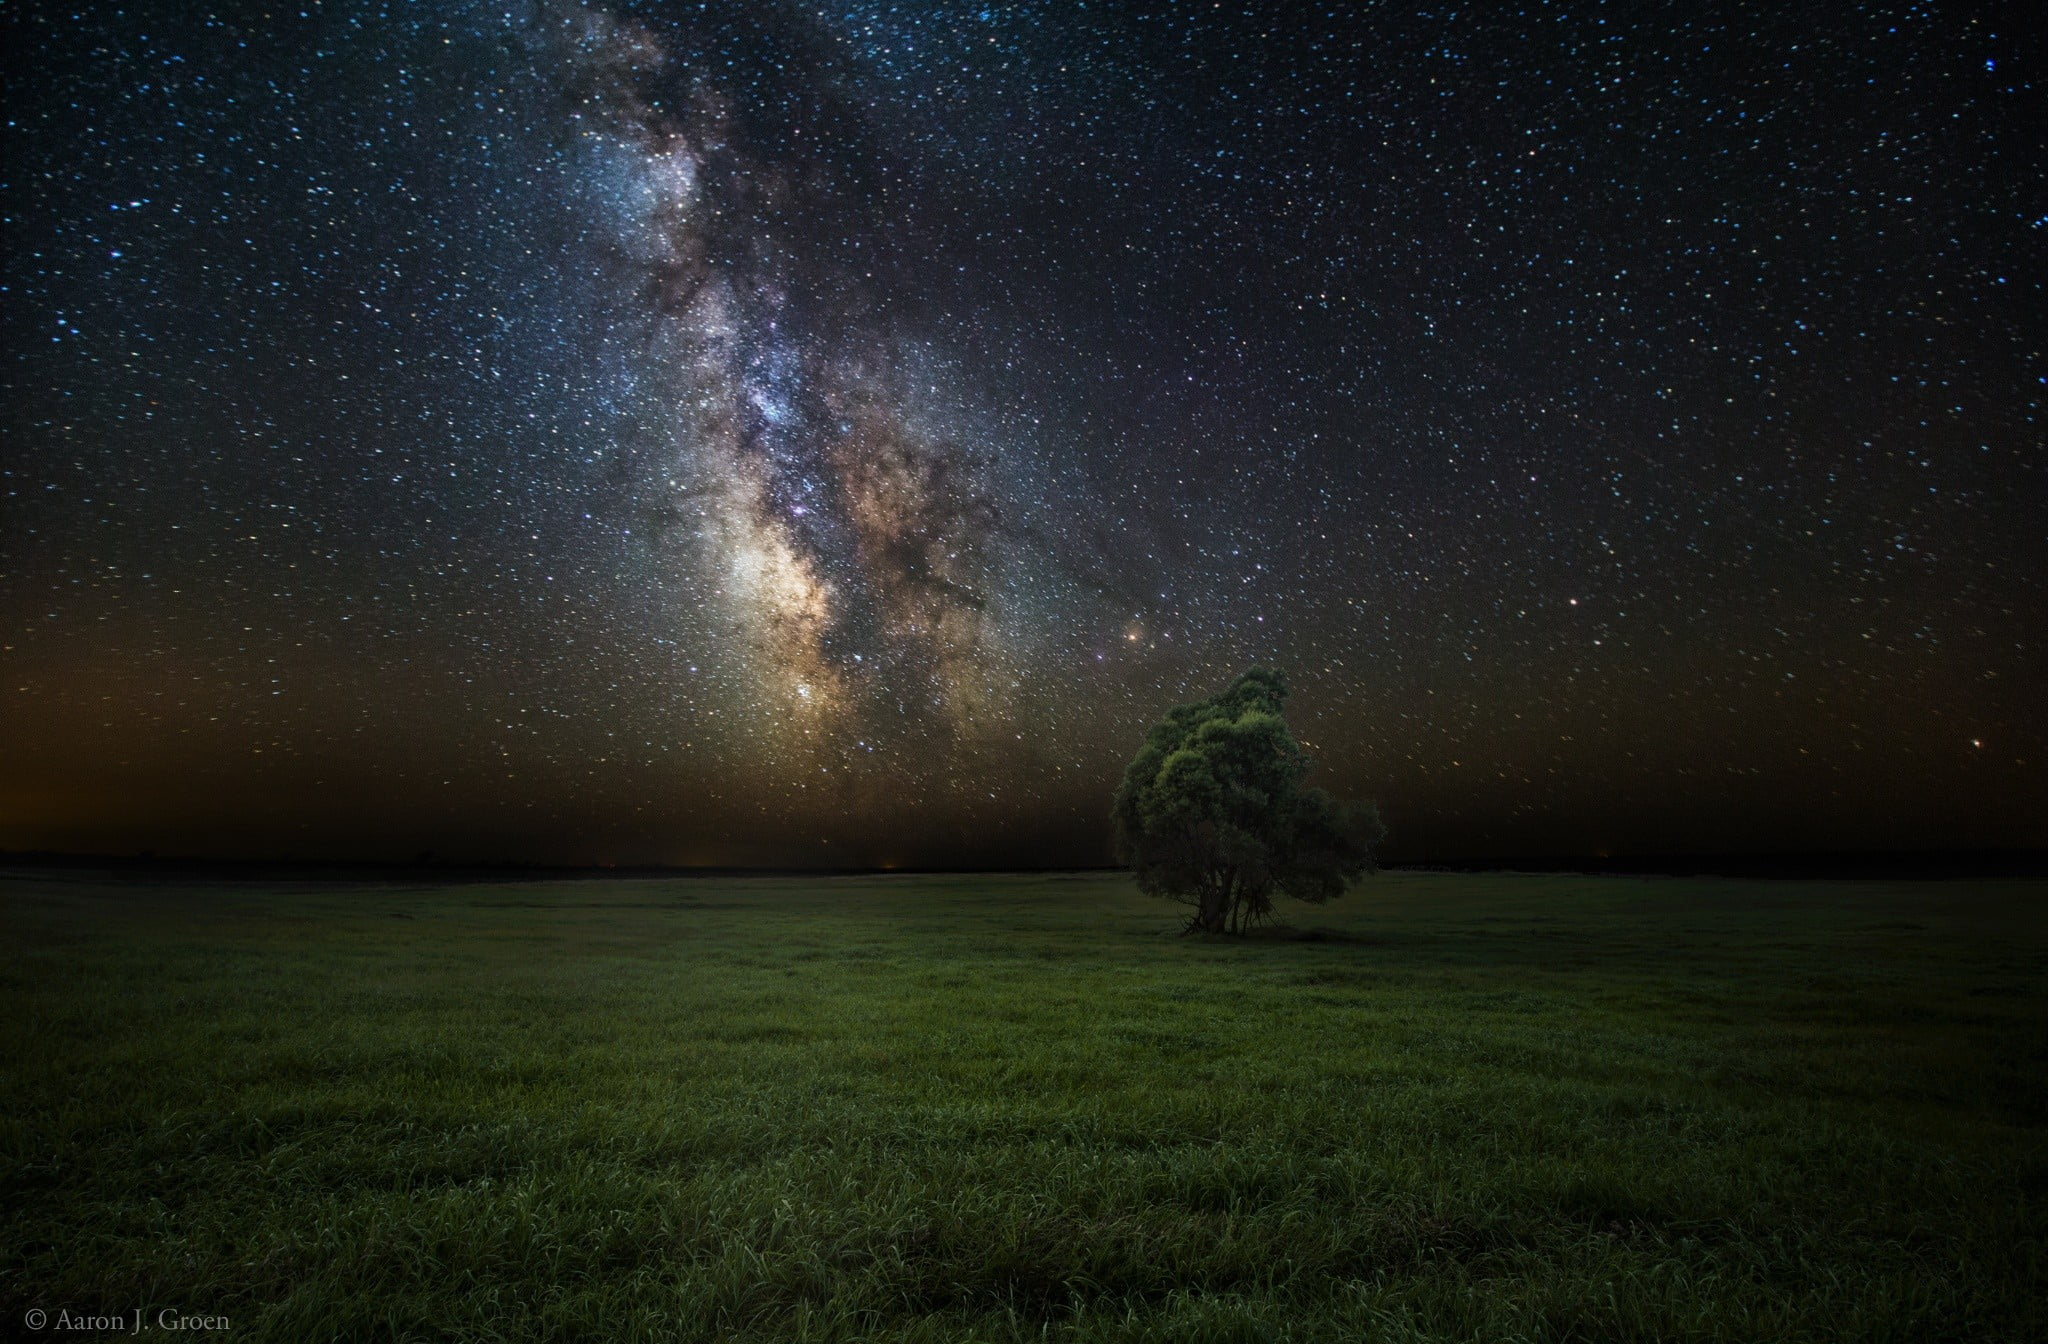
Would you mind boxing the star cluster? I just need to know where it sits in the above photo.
[2,1,2040,865]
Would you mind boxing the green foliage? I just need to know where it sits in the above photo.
[1113,667,1386,933]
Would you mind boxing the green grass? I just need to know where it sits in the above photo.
[3,869,2044,1342]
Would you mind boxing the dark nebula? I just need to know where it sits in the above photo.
[2,1,2040,866]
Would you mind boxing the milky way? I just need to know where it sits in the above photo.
[554,1,1031,756]
[2,1,2040,865]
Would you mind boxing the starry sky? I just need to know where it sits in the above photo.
[2,1,2041,868]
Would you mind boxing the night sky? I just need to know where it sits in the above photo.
[3,1,2041,868]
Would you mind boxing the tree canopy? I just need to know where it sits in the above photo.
[1112,667,1385,934]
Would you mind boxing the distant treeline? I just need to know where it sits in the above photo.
[0,852,1127,884]
[4,849,2046,882]
[1393,851,2048,880]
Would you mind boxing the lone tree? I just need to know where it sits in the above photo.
[1113,667,1385,935]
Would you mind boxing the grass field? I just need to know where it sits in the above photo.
[2,868,2043,1342]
